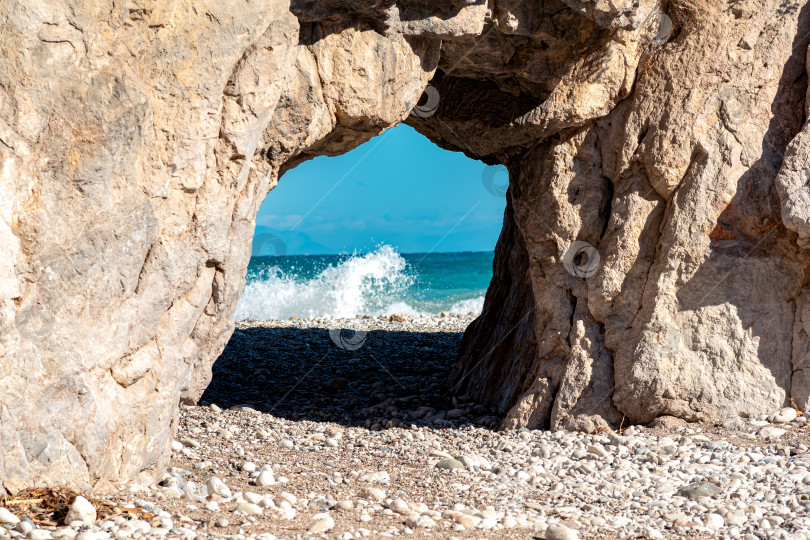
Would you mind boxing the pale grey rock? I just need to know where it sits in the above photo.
[0,508,20,525]
[405,515,435,528]
[235,503,262,516]
[206,477,232,499]
[334,500,353,511]
[255,470,275,487]
[65,497,96,525]
[358,487,386,501]
[307,514,334,533]
[546,523,578,540]
[772,407,798,423]
[676,481,722,500]
[435,459,465,470]
[15,521,34,534]
[388,499,411,515]
[759,427,787,440]
[28,529,54,540]
[358,471,390,484]
[727,510,748,527]
[776,121,810,249]
[74,532,109,540]
[178,438,199,449]
[243,492,263,504]
[704,513,724,530]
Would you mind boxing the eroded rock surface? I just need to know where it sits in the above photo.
[1,0,809,492]
[0,0,438,493]
[449,0,810,430]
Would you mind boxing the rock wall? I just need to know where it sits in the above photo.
[0,0,439,493]
[447,0,810,430]
[0,0,809,492]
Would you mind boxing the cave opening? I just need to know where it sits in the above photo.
[200,124,510,429]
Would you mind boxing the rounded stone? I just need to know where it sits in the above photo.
[0,508,20,525]
[64,497,96,525]
[236,503,262,515]
[434,458,464,470]
[546,523,578,540]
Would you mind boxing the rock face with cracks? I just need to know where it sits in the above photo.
[0,0,809,492]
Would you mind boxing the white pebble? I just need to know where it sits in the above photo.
[773,407,798,423]
[359,487,386,501]
[546,523,578,540]
[0,508,20,524]
[243,492,263,504]
[255,470,276,486]
[236,502,262,515]
[279,439,294,449]
[65,496,97,525]
[405,515,435,528]
[308,514,335,533]
[358,471,390,484]
[206,477,232,498]
[28,529,54,540]
[704,513,724,530]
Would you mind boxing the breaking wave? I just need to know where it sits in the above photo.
[234,246,487,320]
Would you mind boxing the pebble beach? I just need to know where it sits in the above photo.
[2,316,810,540]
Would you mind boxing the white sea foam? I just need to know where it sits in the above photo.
[450,296,485,314]
[235,246,413,320]
[234,245,486,320]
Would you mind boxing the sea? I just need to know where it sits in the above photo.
[234,246,492,320]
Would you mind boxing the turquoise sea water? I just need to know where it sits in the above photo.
[234,246,493,320]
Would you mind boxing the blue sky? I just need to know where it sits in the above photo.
[254,125,508,255]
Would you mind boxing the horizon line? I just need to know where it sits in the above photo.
[251,249,494,258]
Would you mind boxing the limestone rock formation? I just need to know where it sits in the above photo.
[0,0,437,493]
[447,0,810,430]
[1,0,809,493]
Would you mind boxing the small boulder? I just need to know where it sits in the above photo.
[676,481,721,500]
[435,458,465,470]
[308,514,335,533]
[236,503,262,515]
[206,477,232,498]
[0,508,20,525]
[759,426,787,440]
[64,497,96,525]
[772,407,798,423]
[255,470,276,487]
[546,523,578,540]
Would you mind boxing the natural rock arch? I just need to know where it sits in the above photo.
[1,0,809,493]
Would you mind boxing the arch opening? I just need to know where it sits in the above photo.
[201,124,509,429]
